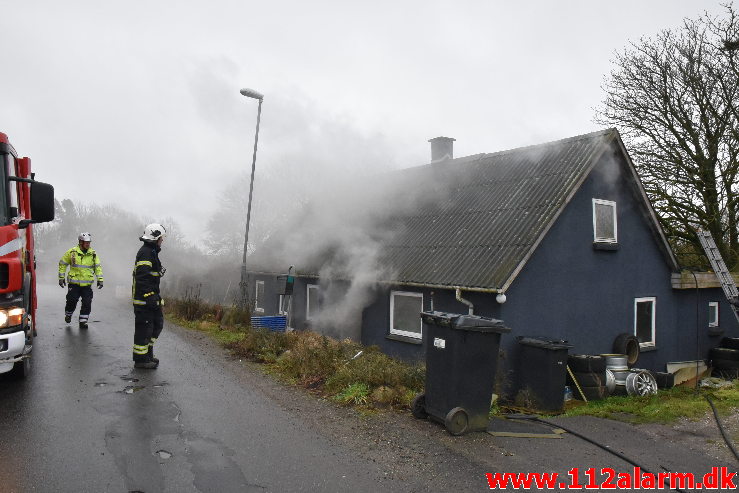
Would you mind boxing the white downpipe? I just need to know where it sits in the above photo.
[455,287,474,315]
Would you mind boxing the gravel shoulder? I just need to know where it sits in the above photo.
[167,320,739,490]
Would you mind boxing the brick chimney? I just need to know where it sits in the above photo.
[429,136,455,162]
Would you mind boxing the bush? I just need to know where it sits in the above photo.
[166,294,425,411]
[226,328,291,363]
[275,333,354,386]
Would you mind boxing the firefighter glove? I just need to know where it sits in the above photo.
[97,280,104,289]
[59,279,66,288]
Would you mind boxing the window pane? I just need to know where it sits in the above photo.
[255,282,264,310]
[709,303,718,327]
[307,287,319,319]
[595,203,614,240]
[635,300,653,343]
[393,294,422,336]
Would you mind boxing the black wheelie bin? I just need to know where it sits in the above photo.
[515,336,573,412]
[411,311,510,435]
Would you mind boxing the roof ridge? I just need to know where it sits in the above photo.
[475,127,616,161]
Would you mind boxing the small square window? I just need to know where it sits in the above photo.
[634,297,656,347]
[306,285,319,320]
[390,291,423,339]
[254,280,265,313]
[708,302,719,328]
[593,199,617,243]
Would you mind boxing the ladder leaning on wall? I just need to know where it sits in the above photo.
[696,229,739,325]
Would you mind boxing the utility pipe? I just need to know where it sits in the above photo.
[455,287,474,315]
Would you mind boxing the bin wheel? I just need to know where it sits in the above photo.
[444,407,469,436]
[411,393,428,420]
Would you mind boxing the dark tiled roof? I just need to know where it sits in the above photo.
[256,128,674,290]
[375,129,619,290]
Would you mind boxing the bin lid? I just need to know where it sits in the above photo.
[516,336,572,350]
[421,311,510,333]
[453,315,510,333]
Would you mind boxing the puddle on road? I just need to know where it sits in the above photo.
[120,376,139,383]
[120,385,145,394]
[152,382,169,388]
[155,449,172,459]
[94,382,107,387]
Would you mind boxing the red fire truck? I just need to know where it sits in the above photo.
[0,132,54,378]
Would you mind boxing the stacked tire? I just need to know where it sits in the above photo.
[710,337,739,379]
[567,354,608,401]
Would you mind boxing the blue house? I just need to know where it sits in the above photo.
[247,128,738,395]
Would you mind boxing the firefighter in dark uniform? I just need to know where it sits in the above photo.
[58,232,104,329]
[132,223,166,369]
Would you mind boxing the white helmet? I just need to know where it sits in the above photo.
[78,232,92,242]
[141,223,167,241]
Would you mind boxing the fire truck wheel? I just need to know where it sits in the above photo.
[10,357,31,379]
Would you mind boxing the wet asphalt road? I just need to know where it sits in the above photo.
[1,283,737,492]
[0,284,413,493]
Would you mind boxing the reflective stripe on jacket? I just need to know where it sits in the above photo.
[59,246,103,285]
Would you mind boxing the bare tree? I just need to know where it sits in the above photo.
[596,4,739,269]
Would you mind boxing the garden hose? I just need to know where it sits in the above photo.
[509,414,688,493]
[703,394,739,463]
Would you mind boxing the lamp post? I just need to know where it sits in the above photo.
[239,87,264,307]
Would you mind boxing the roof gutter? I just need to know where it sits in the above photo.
[246,270,503,294]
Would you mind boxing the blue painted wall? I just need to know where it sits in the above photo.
[249,146,739,397]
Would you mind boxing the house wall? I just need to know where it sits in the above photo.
[358,148,738,395]
[496,150,737,390]
[249,148,738,396]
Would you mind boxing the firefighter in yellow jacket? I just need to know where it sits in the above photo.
[59,232,104,329]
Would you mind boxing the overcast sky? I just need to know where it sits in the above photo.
[0,1,731,244]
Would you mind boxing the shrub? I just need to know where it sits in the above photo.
[334,383,371,406]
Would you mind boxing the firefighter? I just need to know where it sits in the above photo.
[131,223,167,369]
[58,232,104,329]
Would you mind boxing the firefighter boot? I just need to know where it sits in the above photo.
[64,314,71,323]
[79,321,88,330]
[147,346,159,365]
[134,357,158,369]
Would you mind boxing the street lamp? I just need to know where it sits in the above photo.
[239,87,264,307]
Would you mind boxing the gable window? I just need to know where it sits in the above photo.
[593,199,617,243]
[254,280,265,313]
[634,297,656,347]
[708,302,719,328]
[306,284,319,320]
[390,291,423,340]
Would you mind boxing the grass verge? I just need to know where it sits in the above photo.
[561,382,739,424]
[163,298,424,412]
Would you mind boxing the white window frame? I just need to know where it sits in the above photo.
[390,290,424,340]
[708,301,719,328]
[592,198,617,243]
[254,280,265,313]
[306,284,319,320]
[278,294,290,316]
[634,297,656,348]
